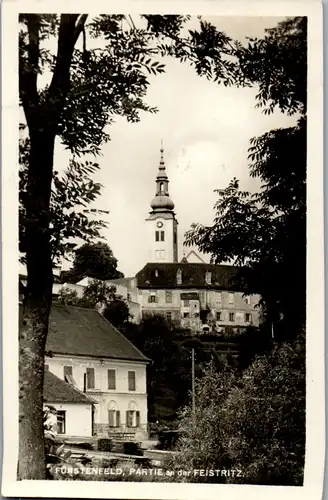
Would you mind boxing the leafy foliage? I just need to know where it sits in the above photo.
[185,17,307,340]
[19,134,109,264]
[234,17,307,115]
[55,287,80,306]
[19,14,237,157]
[60,242,123,283]
[172,333,305,485]
[103,299,130,328]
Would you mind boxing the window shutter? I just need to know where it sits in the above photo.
[108,410,115,427]
[128,371,136,391]
[86,368,95,389]
[108,369,116,390]
[116,410,120,428]
[136,411,140,428]
[126,410,130,427]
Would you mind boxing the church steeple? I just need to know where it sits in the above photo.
[151,141,175,211]
[146,141,179,263]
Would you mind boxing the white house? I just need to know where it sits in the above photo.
[19,304,151,441]
[43,370,96,437]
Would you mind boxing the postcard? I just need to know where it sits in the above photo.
[1,0,324,499]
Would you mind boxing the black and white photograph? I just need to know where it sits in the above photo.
[1,1,324,499]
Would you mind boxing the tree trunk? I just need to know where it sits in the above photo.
[18,129,55,480]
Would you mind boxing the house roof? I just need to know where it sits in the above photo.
[44,370,96,404]
[19,304,150,363]
[136,263,240,290]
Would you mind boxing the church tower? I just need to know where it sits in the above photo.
[146,143,178,263]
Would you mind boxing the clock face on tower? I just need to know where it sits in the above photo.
[156,221,163,228]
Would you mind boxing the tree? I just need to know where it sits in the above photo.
[123,315,194,420]
[172,333,305,486]
[103,299,130,328]
[20,136,109,265]
[55,287,80,306]
[61,242,123,283]
[185,17,307,341]
[55,279,129,326]
[19,13,237,478]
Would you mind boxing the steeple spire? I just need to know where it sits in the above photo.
[158,139,167,177]
[150,141,174,211]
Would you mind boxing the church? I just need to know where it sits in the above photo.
[108,144,261,335]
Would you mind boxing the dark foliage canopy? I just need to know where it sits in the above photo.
[60,241,124,283]
[185,17,307,341]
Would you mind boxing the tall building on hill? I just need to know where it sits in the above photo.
[108,142,261,334]
[135,262,261,333]
[145,142,178,263]
[47,142,261,334]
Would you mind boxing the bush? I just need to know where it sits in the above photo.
[171,333,305,486]
[97,438,113,452]
[123,442,143,456]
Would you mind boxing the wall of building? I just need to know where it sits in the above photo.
[47,402,93,437]
[145,215,176,263]
[139,288,261,332]
[45,355,148,439]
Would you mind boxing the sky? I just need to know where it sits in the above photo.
[21,15,298,278]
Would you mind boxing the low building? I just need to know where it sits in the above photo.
[19,304,151,441]
[44,370,96,437]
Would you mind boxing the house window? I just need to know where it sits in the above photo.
[57,411,66,434]
[155,269,159,277]
[205,271,212,285]
[126,410,140,428]
[148,294,157,303]
[165,312,172,322]
[108,369,116,390]
[216,312,222,321]
[245,313,251,323]
[244,295,250,305]
[228,293,234,305]
[155,250,160,259]
[229,312,235,322]
[108,410,120,428]
[63,365,72,380]
[128,371,136,391]
[86,368,95,389]
[160,250,165,259]
[183,312,190,318]
[216,292,222,305]
[176,269,182,285]
[160,231,165,241]
[165,291,172,303]
[155,231,160,242]
[127,292,131,301]
[183,299,190,307]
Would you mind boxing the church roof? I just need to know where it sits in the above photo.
[150,194,175,211]
[44,370,96,404]
[19,304,150,363]
[136,263,240,290]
